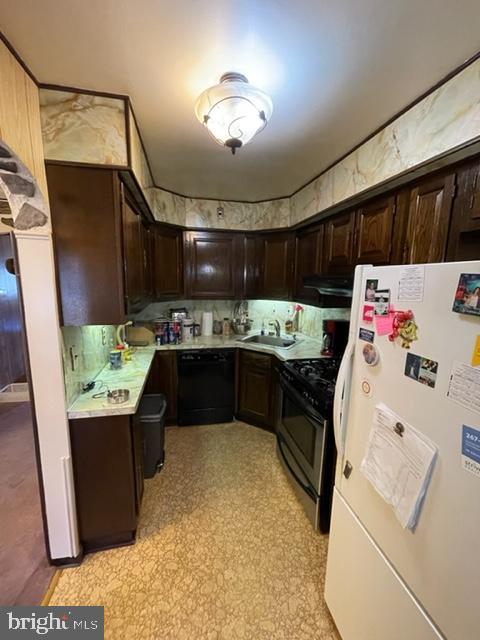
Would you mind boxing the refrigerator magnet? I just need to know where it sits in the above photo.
[471,335,480,367]
[362,343,379,366]
[359,328,375,343]
[361,378,373,397]
[374,289,391,316]
[362,304,375,323]
[462,425,480,478]
[452,273,480,317]
[365,279,378,302]
[404,353,438,388]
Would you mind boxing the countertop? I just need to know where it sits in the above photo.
[152,333,325,361]
[67,333,324,420]
[68,348,156,420]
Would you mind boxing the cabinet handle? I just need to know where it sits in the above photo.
[402,242,409,263]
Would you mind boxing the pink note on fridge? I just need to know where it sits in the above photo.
[375,314,394,336]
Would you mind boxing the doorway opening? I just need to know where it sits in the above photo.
[0,194,54,603]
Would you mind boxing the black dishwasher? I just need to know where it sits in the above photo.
[177,349,235,425]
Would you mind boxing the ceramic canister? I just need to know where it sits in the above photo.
[182,318,194,342]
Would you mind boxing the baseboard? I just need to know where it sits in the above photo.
[50,548,84,568]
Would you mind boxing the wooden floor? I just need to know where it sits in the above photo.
[0,402,54,604]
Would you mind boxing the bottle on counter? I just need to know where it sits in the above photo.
[223,318,232,337]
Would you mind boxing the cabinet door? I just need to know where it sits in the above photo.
[242,234,261,298]
[47,164,125,325]
[122,196,145,312]
[355,195,395,264]
[405,173,455,264]
[185,231,240,298]
[131,413,144,513]
[323,211,356,272]
[236,351,276,431]
[294,224,324,302]
[446,161,480,261]
[260,232,294,299]
[144,351,178,423]
[142,222,154,302]
[69,415,137,551]
[153,225,184,298]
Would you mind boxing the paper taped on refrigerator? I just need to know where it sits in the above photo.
[360,403,438,529]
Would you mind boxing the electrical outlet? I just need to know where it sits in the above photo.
[101,326,107,346]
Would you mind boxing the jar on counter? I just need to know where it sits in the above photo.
[223,318,232,337]
[182,318,194,342]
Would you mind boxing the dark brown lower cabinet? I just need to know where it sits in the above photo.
[69,414,143,553]
[144,351,178,423]
[236,350,278,431]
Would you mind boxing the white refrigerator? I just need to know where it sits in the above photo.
[325,261,480,640]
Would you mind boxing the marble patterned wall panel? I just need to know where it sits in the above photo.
[61,325,116,407]
[39,89,128,166]
[184,197,290,230]
[129,107,154,190]
[148,187,186,225]
[291,59,480,224]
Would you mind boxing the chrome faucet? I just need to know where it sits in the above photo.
[268,319,281,337]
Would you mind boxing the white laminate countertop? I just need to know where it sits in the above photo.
[67,333,325,420]
[153,333,325,361]
[67,348,156,420]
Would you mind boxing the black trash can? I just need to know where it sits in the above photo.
[138,393,166,478]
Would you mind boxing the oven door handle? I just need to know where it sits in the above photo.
[279,376,325,426]
[277,434,317,501]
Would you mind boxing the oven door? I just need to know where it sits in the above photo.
[278,374,326,493]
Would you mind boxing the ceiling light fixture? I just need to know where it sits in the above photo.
[194,72,273,155]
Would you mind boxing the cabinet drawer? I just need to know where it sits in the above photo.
[240,349,272,371]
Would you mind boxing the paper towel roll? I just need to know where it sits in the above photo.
[201,311,213,336]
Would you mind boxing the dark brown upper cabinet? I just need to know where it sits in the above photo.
[404,173,456,264]
[259,231,294,299]
[354,195,396,265]
[122,195,147,313]
[152,224,184,299]
[242,233,261,298]
[185,231,242,298]
[47,164,126,326]
[323,211,356,273]
[447,162,480,261]
[294,223,324,302]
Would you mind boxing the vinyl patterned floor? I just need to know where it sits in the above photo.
[49,422,340,640]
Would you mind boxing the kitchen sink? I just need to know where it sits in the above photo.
[238,334,300,349]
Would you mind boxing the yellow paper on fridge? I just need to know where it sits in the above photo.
[472,335,480,367]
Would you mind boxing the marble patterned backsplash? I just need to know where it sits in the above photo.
[61,325,117,407]
[134,299,350,340]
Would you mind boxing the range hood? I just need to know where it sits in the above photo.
[303,274,353,297]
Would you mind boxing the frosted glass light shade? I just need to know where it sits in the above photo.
[194,72,273,154]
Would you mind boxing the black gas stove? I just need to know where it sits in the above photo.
[277,356,341,533]
[281,358,341,415]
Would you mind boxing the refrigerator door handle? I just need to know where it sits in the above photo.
[333,339,354,457]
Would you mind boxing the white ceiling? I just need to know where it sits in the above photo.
[1,0,480,201]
